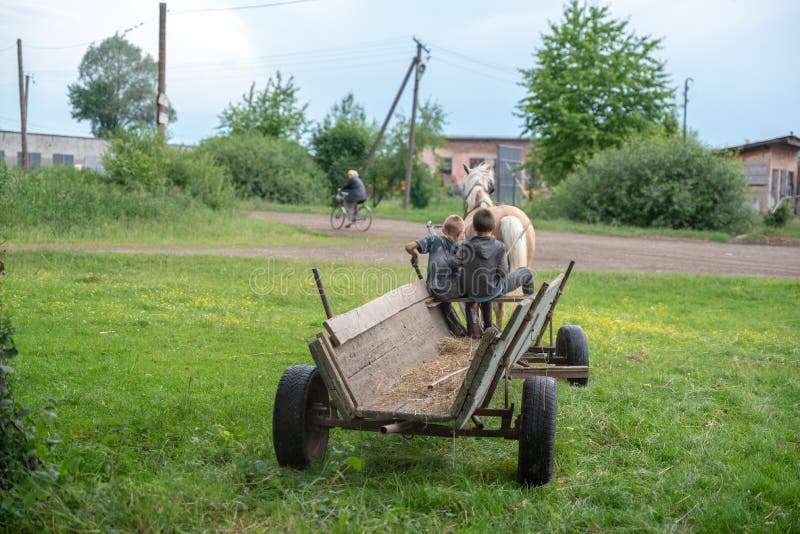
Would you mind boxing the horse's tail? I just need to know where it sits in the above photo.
[499,216,528,270]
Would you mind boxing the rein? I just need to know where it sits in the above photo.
[462,179,493,218]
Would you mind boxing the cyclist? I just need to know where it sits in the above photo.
[338,169,367,227]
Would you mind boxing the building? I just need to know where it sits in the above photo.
[0,130,109,171]
[420,136,532,204]
[726,134,800,211]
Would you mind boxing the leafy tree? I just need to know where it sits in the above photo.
[218,72,309,141]
[68,35,174,138]
[518,0,676,185]
[555,134,752,232]
[368,99,446,208]
[311,93,376,193]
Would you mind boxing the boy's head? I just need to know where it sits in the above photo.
[442,215,464,240]
[472,209,495,235]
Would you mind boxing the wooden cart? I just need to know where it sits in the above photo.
[272,262,589,486]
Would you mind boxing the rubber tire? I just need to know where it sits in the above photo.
[330,206,346,229]
[556,325,589,386]
[517,376,557,486]
[273,365,330,468]
[354,205,373,232]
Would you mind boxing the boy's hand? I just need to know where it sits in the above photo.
[410,253,419,267]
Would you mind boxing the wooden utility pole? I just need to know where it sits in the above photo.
[157,2,167,139]
[682,77,693,142]
[402,38,427,210]
[362,57,417,177]
[17,38,28,170]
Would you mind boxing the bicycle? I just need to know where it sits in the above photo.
[330,191,372,231]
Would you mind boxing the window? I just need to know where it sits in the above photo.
[18,152,41,169]
[469,158,485,168]
[780,169,791,198]
[53,153,74,166]
[770,169,779,202]
[438,157,452,176]
[790,172,796,196]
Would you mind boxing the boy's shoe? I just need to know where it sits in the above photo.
[344,222,353,228]
[523,285,534,295]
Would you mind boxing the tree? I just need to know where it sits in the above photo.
[518,0,676,185]
[218,72,309,141]
[368,99,447,207]
[68,35,172,138]
[311,93,376,193]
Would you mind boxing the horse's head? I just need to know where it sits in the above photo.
[463,160,495,212]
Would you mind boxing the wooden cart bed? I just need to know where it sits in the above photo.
[309,273,567,426]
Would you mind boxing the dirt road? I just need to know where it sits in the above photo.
[249,212,800,279]
[21,211,797,279]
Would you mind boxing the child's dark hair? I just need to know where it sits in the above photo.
[472,209,495,233]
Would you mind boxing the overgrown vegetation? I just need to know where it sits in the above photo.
[199,134,327,204]
[764,204,792,228]
[311,93,376,194]
[554,135,753,233]
[1,251,797,531]
[367,100,447,208]
[0,132,236,238]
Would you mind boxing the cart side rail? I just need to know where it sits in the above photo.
[323,280,430,346]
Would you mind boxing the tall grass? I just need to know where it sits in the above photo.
[2,251,798,531]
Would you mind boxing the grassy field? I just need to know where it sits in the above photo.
[2,250,798,531]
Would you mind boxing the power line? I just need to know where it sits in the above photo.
[173,0,319,14]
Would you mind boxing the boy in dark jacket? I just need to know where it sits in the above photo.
[456,209,534,332]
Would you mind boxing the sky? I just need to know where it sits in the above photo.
[1,0,798,149]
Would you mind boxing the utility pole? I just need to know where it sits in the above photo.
[156,2,167,139]
[363,57,416,178]
[17,38,28,170]
[403,38,428,210]
[682,77,693,142]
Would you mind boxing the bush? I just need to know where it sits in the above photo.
[555,135,752,233]
[199,135,327,204]
[103,129,236,209]
[764,204,792,227]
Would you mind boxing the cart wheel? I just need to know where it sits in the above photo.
[556,325,589,386]
[517,376,557,487]
[273,365,330,468]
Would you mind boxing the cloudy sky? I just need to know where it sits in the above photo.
[1,0,797,148]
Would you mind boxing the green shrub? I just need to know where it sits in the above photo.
[103,129,167,190]
[102,129,236,209]
[764,204,792,227]
[555,135,753,233]
[0,165,203,234]
[199,134,327,204]
[164,151,236,209]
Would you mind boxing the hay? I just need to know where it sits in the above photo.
[363,335,477,416]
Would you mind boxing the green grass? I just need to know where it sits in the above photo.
[3,209,383,249]
[2,251,798,531]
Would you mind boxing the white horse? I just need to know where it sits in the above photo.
[462,160,535,328]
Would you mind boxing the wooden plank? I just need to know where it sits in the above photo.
[450,298,535,428]
[332,299,453,414]
[308,337,356,419]
[323,280,430,346]
[506,275,564,368]
[508,365,589,379]
[448,331,501,415]
[425,295,530,307]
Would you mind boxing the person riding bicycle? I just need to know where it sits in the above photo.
[338,169,367,227]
